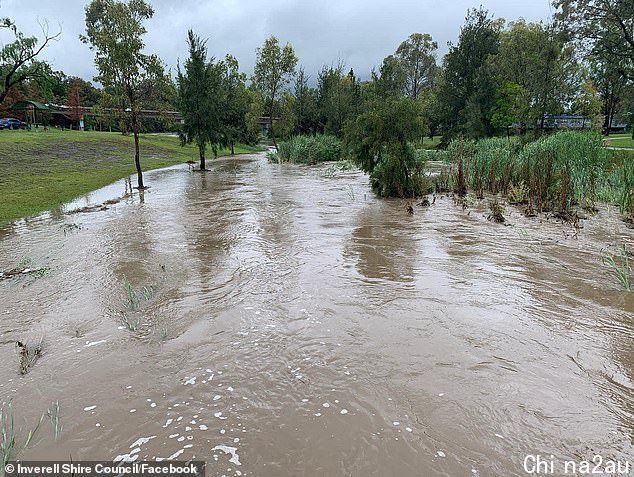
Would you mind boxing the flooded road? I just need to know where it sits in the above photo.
[0,153,632,476]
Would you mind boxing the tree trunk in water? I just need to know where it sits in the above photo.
[133,127,144,189]
[199,144,206,170]
[269,116,277,150]
[231,141,235,155]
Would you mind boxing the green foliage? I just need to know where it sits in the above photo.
[441,132,633,219]
[369,142,428,197]
[437,7,503,140]
[293,67,319,135]
[345,97,425,197]
[316,65,362,137]
[177,30,224,168]
[488,20,577,132]
[572,78,604,131]
[82,0,164,107]
[602,245,632,291]
[278,135,342,164]
[394,33,438,100]
[252,36,298,146]
[82,0,166,187]
[221,54,251,151]
[554,0,634,82]
[0,18,59,104]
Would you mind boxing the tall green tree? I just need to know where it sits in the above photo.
[317,65,360,136]
[554,0,634,81]
[252,36,298,149]
[82,0,165,188]
[220,54,250,155]
[489,20,577,132]
[0,18,60,105]
[177,30,222,170]
[293,66,319,135]
[437,8,503,139]
[587,45,630,133]
[394,33,438,100]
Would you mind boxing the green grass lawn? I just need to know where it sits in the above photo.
[604,133,634,149]
[0,129,262,225]
[415,136,443,150]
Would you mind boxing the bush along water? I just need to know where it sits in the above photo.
[277,135,342,164]
[438,131,633,223]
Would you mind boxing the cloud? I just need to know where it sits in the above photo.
[0,0,551,83]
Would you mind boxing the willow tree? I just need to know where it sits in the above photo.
[177,30,223,170]
[252,36,297,149]
[82,0,164,189]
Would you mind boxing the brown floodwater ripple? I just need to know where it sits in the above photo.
[0,154,632,476]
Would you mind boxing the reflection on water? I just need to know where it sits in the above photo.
[0,153,632,476]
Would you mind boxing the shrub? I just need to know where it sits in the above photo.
[369,143,429,198]
[278,134,342,164]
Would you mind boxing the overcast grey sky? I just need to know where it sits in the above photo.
[0,0,552,84]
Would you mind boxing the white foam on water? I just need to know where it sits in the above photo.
[213,445,241,466]
[130,436,156,448]
[84,340,107,348]
[114,448,140,463]
[169,434,179,439]
[436,451,446,458]
[129,409,136,413]
[83,406,96,411]
[340,409,348,415]
[184,377,196,385]
[406,427,412,433]
[199,425,208,431]
[163,419,173,428]
[322,403,330,408]
[214,395,222,401]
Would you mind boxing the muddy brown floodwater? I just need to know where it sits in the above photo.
[0,153,633,476]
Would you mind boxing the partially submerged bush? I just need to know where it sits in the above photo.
[369,143,429,198]
[278,135,342,164]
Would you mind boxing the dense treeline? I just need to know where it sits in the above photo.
[0,0,632,193]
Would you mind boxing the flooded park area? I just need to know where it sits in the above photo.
[0,153,632,476]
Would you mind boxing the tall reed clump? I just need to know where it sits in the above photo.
[518,131,606,212]
[468,137,520,198]
[441,131,615,214]
[597,153,634,223]
[445,138,476,197]
[278,135,342,164]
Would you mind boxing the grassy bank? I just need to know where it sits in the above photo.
[604,133,634,149]
[0,129,261,225]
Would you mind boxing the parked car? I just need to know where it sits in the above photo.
[0,118,27,130]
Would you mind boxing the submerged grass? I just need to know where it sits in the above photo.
[602,245,632,291]
[1,402,51,473]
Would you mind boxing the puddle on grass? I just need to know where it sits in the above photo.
[0,153,632,476]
